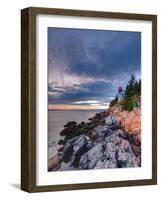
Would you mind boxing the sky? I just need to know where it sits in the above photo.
[48,27,141,110]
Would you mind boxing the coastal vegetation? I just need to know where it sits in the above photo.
[110,74,141,111]
[48,74,141,171]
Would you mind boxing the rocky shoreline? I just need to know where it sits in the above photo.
[48,106,141,171]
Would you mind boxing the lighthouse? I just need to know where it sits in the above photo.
[117,86,124,101]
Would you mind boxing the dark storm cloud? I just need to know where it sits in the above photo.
[48,33,87,73]
[48,28,141,78]
[48,81,115,105]
[66,33,140,80]
[48,28,141,105]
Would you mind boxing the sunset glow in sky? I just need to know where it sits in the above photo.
[48,28,141,110]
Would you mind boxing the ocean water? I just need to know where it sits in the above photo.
[48,109,104,159]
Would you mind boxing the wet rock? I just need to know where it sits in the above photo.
[88,117,93,121]
[87,123,96,129]
[64,121,77,128]
[70,135,88,167]
[73,135,87,152]
[57,146,64,152]
[58,139,66,145]
[57,152,63,156]
[60,135,88,169]
[60,121,77,136]
[62,137,78,163]
[62,145,73,163]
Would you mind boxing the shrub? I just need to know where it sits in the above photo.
[109,95,118,107]
[121,95,136,111]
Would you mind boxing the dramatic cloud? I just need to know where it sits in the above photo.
[48,27,141,109]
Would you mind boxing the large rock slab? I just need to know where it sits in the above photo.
[60,135,88,170]
[54,109,141,171]
[80,143,104,169]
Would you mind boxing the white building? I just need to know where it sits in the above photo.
[117,86,124,101]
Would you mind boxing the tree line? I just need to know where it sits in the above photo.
[109,74,141,111]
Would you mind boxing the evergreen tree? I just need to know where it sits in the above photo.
[109,74,141,111]
[134,81,139,95]
[122,74,141,111]
[125,74,136,98]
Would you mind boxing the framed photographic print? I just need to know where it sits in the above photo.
[21,7,157,192]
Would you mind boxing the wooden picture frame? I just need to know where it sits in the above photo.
[21,7,157,192]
